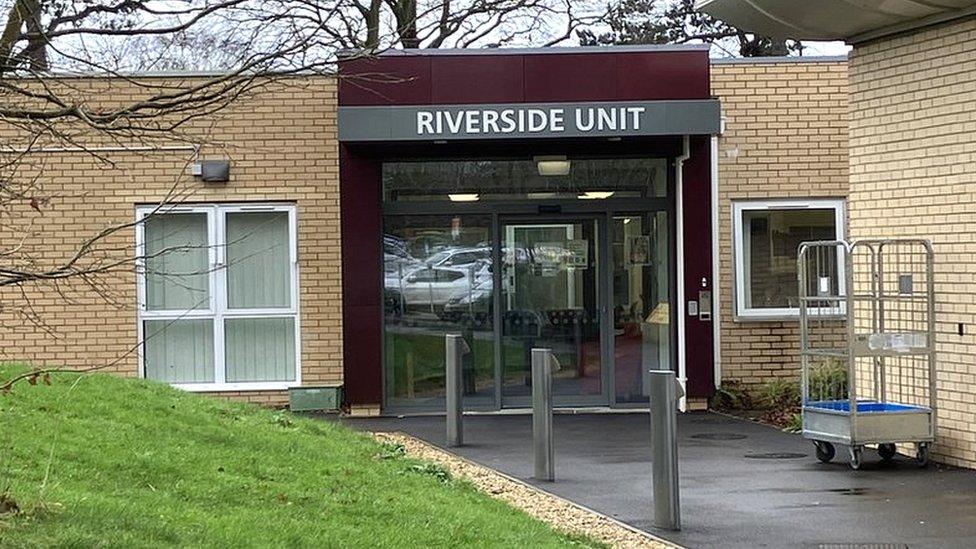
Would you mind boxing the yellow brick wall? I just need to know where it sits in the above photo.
[848,18,976,467]
[0,76,341,407]
[0,63,855,410]
[711,59,850,391]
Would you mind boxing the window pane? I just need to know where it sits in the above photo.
[144,214,209,310]
[743,208,836,309]
[226,212,291,309]
[613,212,671,404]
[383,158,667,202]
[383,215,494,409]
[144,320,214,383]
[225,317,296,382]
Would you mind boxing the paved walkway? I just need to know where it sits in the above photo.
[339,412,976,548]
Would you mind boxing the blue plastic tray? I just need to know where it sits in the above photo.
[805,399,927,414]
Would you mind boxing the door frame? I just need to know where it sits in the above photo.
[380,196,675,413]
[496,213,612,409]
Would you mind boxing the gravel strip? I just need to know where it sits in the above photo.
[373,431,680,549]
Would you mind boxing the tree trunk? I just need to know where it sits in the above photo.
[23,0,48,71]
[391,0,420,49]
[0,0,46,73]
[364,0,382,51]
[0,0,29,73]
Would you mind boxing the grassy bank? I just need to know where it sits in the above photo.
[0,365,598,548]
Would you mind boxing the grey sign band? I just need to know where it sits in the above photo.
[338,100,721,142]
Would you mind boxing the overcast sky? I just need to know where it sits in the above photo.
[797,41,851,57]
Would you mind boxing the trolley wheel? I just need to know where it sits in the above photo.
[878,443,897,462]
[915,443,930,468]
[814,441,835,463]
[849,446,863,470]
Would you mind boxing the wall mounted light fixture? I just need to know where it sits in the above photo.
[190,159,231,183]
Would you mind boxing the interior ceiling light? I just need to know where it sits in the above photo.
[448,193,480,202]
[578,191,615,200]
[535,155,571,176]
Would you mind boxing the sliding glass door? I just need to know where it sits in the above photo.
[500,218,608,407]
[379,157,674,412]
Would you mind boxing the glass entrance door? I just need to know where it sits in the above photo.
[500,219,607,407]
[611,212,672,404]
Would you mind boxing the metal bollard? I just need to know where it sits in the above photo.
[532,348,556,481]
[445,334,470,447]
[649,369,681,531]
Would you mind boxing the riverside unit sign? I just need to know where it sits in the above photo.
[416,105,648,136]
[338,100,721,142]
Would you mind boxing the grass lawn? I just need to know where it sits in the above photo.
[0,365,600,548]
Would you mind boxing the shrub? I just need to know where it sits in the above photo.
[783,412,803,433]
[755,378,801,430]
[807,358,848,401]
[759,378,800,410]
[710,380,753,411]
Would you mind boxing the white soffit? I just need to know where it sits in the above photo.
[696,0,976,42]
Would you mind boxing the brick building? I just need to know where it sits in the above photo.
[711,57,849,390]
[0,76,341,407]
[2,51,852,426]
[700,1,976,467]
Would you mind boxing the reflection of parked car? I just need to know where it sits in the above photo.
[400,267,473,307]
[442,280,493,325]
[385,253,422,289]
[399,261,493,308]
[425,247,491,269]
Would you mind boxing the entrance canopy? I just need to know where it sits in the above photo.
[696,0,976,42]
[337,46,718,410]
[339,46,720,143]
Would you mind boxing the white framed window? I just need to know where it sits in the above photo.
[732,198,845,320]
[135,203,300,391]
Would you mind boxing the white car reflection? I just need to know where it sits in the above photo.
[442,279,493,324]
[424,247,491,269]
[398,262,491,308]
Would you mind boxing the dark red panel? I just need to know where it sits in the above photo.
[682,136,715,398]
[338,48,712,106]
[339,145,383,406]
[522,54,618,102]
[615,52,711,100]
[338,56,431,106]
[429,55,524,104]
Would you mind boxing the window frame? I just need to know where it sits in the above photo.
[135,203,301,391]
[731,198,846,321]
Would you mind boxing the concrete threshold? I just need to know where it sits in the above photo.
[371,406,651,419]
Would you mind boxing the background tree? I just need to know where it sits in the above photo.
[0,1,609,74]
[578,0,803,57]
[0,0,608,386]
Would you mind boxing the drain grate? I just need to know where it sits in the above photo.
[691,433,747,441]
[744,452,807,459]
